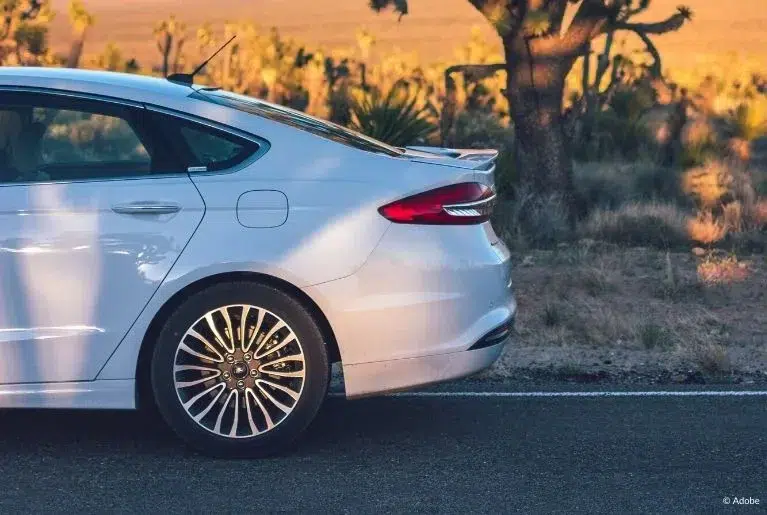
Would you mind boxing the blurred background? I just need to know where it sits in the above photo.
[2,0,766,379]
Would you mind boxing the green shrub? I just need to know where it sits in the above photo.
[349,87,436,146]
[579,202,689,249]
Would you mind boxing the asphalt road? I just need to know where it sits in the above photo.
[0,389,764,514]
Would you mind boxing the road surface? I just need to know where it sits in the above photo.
[0,386,764,513]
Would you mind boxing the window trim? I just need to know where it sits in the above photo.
[0,86,271,186]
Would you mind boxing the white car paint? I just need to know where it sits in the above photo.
[0,68,515,408]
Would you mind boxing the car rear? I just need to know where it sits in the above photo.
[303,148,516,398]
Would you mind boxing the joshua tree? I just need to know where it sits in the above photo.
[0,0,53,65]
[66,0,95,68]
[155,15,187,77]
[370,0,692,220]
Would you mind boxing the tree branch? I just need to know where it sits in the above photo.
[635,29,663,78]
[613,11,688,35]
[558,0,610,56]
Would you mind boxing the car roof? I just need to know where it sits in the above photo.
[0,67,194,102]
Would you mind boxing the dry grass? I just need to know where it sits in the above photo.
[497,245,767,378]
[579,202,689,249]
[687,211,727,245]
[697,254,751,285]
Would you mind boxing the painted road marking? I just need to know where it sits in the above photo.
[330,390,767,398]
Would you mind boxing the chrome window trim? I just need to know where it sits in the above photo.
[0,85,143,108]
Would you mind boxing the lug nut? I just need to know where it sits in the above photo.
[225,354,235,364]
[223,371,231,380]
[243,353,252,361]
[236,380,245,390]
[250,369,258,377]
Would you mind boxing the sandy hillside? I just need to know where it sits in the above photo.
[47,0,767,69]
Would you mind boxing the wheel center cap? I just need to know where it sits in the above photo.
[231,361,249,380]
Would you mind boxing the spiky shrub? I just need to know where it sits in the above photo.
[349,86,436,146]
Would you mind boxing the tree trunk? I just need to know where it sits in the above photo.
[66,36,85,68]
[505,41,576,224]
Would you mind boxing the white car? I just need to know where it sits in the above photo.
[0,67,516,457]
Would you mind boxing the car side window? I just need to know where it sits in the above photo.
[0,92,181,184]
[149,111,260,173]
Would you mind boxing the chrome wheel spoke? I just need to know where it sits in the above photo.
[183,382,226,410]
[256,378,300,401]
[244,388,260,435]
[260,354,304,370]
[176,371,221,388]
[239,305,251,351]
[253,321,286,357]
[229,391,240,437]
[214,390,237,434]
[254,333,295,360]
[256,381,292,414]
[179,342,222,364]
[243,309,265,352]
[247,387,275,432]
[260,369,304,378]
[193,385,226,422]
[174,303,305,439]
[205,312,235,354]
[174,364,220,374]
[220,307,236,352]
[186,329,225,362]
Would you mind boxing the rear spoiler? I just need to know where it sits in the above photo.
[405,146,499,171]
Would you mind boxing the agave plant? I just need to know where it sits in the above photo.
[349,85,436,146]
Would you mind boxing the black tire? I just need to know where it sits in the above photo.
[150,281,329,458]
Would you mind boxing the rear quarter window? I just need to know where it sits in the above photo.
[150,111,261,172]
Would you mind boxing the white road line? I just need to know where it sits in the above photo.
[330,390,767,398]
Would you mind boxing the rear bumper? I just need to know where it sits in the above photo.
[303,220,515,398]
[343,337,508,399]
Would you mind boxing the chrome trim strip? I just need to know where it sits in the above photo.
[0,85,143,108]
[112,202,181,215]
[443,194,497,210]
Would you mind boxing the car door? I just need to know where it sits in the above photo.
[0,90,205,384]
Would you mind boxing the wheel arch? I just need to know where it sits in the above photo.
[135,271,341,409]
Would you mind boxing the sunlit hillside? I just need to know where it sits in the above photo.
[48,0,767,70]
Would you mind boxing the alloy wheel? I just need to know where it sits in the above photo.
[173,304,306,438]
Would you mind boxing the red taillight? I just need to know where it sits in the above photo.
[378,182,495,225]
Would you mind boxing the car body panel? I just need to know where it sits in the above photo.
[0,177,205,383]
